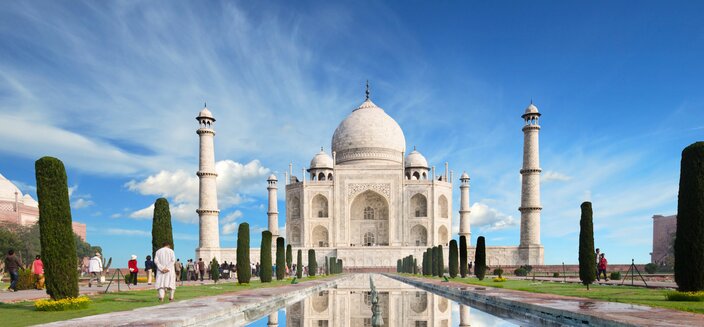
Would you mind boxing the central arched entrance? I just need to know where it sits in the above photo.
[350,190,389,246]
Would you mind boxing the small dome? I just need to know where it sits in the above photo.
[0,173,22,202]
[197,106,215,120]
[460,171,470,180]
[310,149,333,169]
[523,103,540,117]
[405,149,428,168]
[331,99,406,165]
[267,174,278,181]
[22,194,38,207]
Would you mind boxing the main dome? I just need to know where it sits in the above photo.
[331,99,406,165]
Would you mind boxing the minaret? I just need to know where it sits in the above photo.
[459,171,471,243]
[459,304,471,327]
[267,174,279,240]
[195,104,220,261]
[519,102,544,265]
[267,313,278,327]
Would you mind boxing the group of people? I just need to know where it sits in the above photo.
[2,250,44,292]
[596,248,609,281]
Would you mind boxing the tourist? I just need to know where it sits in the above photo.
[186,259,195,281]
[145,255,155,285]
[597,253,608,282]
[3,249,22,292]
[32,255,44,290]
[154,242,176,302]
[595,248,601,278]
[88,252,103,287]
[197,258,205,281]
[174,259,183,282]
[128,255,139,285]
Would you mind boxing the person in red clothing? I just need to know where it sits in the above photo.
[128,255,139,285]
[597,253,608,282]
[32,255,45,290]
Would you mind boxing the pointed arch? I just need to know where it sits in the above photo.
[312,225,328,247]
[438,195,449,218]
[411,193,427,217]
[410,224,428,246]
[438,225,449,245]
[312,194,328,218]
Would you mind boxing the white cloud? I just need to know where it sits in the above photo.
[110,213,121,218]
[129,204,153,219]
[106,228,150,237]
[541,170,572,183]
[72,198,95,209]
[470,202,518,231]
[222,223,238,235]
[125,160,269,223]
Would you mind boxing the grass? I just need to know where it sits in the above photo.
[409,274,704,314]
[0,276,327,327]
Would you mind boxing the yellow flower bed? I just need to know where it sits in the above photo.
[492,276,507,282]
[34,296,91,311]
[666,291,704,302]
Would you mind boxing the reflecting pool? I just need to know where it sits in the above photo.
[245,274,523,326]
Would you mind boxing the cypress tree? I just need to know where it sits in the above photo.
[337,259,343,273]
[426,248,432,275]
[276,237,285,280]
[329,256,336,274]
[151,198,174,259]
[437,245,444,277]
[675,142,704,292]
[35,157,78,300]
[422,251,428,275]
[286,244,293,272]
[579,202,596,289]
[308,249,317,276]
[413,258,418,274]
[325,256,329,275]
[210,258,220,283]
[459,236,468,278]
[297,249,303,278]
[449,240,459,278]
[431,247,438,276]
[260,231,272,282]
[474,236,486,280]
[236,223,251,284]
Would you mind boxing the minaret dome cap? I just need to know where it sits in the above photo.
[267,174,278,181]
[197,107,215,121]
[460,171,470,180]
[521,103,541,118]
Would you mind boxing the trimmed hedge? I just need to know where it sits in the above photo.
[210,258,220,283]
[236,223,251,284]
[34,296,90,311]
[35,156,79,300]
[675,144,704,291]
[459,236,468,278]
[286,244,293,272]
[449,240,459,278]
[579,202,596,288]
[308,249,317,276]
[276,237,285,280]
[296,249,303,278]
[260,231,272,282]
[151,198,174,259]
[474,236,486,280]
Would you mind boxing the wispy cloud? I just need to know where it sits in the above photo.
[106,228,150,237]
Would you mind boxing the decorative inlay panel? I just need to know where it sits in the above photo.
[347,183,391,199]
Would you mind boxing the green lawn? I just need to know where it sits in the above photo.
[410,274,704,314]
[0,276,326,327]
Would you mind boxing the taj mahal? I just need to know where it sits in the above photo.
[193,87,544,268]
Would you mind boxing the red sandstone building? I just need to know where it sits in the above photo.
[0,173,86,240]
[650,214,676,265]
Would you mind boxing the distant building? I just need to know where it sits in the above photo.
[0,173,87,241]
[651,214,676,265]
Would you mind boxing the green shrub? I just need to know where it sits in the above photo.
[210,258,220,283]
[644,263,658,274]
[236,223,251,284]
[286,244,293,272]
[151,198,174,259]
[436,245,444,277]
[260,231,272,283]
[474,236,486,280]
[610,271,621,280]
[579,202,596,289]
[449,240,459,278]
[16,268,37,290]
[675,142,704,292]
[553,272,560,278]
[493,268,504,277]
[296,249,303,278]
[276,237,285,280]
[666,291,704,302]
[35,296,91,311]
[514,267,528,276]
[308,249,317,276]
[459,235,468,278]
[431,247,438,276]
[36,156,79,300]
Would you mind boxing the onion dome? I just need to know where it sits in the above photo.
[405,148,429,168]
[460,171,470,180]
[197,103,215,120]
[522,102,541,117]
[309,148,334,169]
[267,174,278,181]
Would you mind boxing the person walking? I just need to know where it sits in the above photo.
[32,255,44,290]
[128,255,139,285]
[186,259,195,281]
[595,248,601,278]
[145,255,155,285]
[197,258,205,281]
[3,250,23,292]
[154,242,176,302]
[88,252,103,287]
[175,259,183,282]
[597,253,609,282]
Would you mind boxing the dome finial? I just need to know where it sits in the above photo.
[320,146,324,152]
[413,145,416,151]
[204,101,207,108]
[365,80,370,100]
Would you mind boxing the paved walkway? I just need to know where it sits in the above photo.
[508,276,677,289]
[392,274,702,327]
[0,278,244,303]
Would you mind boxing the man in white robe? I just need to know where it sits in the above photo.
[154,242,176,302]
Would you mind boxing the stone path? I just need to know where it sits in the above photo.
[0,278,243,303]
[509,276,677,289]
[37,275,348,327]
[390,274,702,327]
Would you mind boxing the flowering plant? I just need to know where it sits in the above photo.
[34,296,91,311]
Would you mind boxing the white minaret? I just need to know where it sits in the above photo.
[459,304,471,327]
[459,171,471,243]
[519,101,544,264]
[195,104,220,262]
[267,174,279,239]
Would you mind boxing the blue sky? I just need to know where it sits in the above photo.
[1,1,702,266]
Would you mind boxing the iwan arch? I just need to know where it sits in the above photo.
[194,89,544,268]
